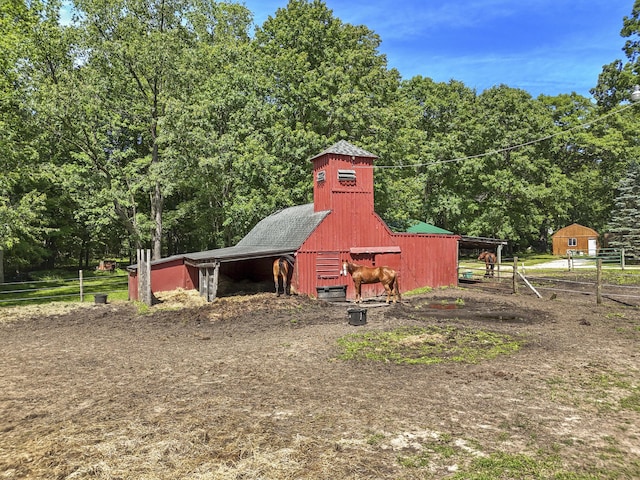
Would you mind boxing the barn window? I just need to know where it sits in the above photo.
[568,238,577,247]
[317,170,326,182]
[337,169,356,181]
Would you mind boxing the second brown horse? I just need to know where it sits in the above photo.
[478,250,497,278]
[342,261,400,304]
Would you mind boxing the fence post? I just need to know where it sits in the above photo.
[79,270,84,302]
[137,249,152,306]
[512,256,518,294]
[596,258,602,305]
[621,248,625,271]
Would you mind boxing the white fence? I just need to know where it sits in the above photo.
[0,271,129,306]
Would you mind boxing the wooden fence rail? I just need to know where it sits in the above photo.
[0,272,128,306]
[459,257,640,306]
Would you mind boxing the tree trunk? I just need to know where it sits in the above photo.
[151,181,163,260]
[0,248,4,284]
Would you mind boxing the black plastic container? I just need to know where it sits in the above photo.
[94,294,108,304]
[347,307,367,326]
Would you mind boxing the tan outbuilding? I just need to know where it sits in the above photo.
[551,223,599,256]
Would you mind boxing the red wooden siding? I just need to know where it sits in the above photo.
[129,140,460,302]
[292,143,460,301]
[313,154,374,213]
[128,258,197,300]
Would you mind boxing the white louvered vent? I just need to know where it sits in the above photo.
[317,170,326,182]
[337,169,356,181]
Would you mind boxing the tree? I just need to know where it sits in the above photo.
[28,0,256,260]
[592,0,640,109]
[607,160,640,258]
[254,0,401,208]
[0,0,51,280]
[390,76,478,232]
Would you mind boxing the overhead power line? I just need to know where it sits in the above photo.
[369,101,637,170]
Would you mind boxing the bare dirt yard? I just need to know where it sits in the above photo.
[1,283,639,479]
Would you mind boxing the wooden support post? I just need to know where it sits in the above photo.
[79,270,84,302]
[621,248,625,271]
[199,262,220,302]
[596,258,602,305]
[137,249,152,306]
[210,262,219,301]
[512,256,518,294]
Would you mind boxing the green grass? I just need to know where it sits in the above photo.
[337,325,521,365]
[390,432,626,479]
[450,451,600,480]
[403,285,433,296]
[0,269,129,307]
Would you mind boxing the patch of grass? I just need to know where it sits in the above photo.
[397,451,431,468]
[135,301,151,315]
[404,286,433,296]
[450,451,600,480]
[546,371,638,413]
[337,325,521,365]
[390,429,636,480]
[366,432,385,446]
[619,391,640,412]
[397,434,459,468]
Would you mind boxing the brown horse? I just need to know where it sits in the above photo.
[341,261,400,304]
[273,257,291,296]
[478,251,497,278]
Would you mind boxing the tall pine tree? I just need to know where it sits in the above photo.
[607,160,640,258]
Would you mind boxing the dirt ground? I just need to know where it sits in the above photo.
[1,283,639,479]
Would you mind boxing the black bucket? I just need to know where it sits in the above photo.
[347,307,367,326]
[94,294,108,304]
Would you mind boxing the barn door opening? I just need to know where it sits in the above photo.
[349,248,401,302]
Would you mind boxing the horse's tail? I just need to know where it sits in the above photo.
[394,274,401,302]
[278,257,287,275]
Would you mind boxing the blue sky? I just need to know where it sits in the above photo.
[241,0,633,98]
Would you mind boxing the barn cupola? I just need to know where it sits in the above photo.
[309,140,377,213]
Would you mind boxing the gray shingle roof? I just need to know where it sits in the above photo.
[309,140,377,161]
[236,203,329,249]
[129,203,330,269]
[183,203,329,264]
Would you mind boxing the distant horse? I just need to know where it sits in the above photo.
[341,261,400,304]
[273,257,292,296]
[478,251,497,278]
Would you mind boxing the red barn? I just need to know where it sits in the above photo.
[128,141,460,301]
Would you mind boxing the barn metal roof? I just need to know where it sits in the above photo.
[185,203,330,265]
[236,203,330,250]
[459,235,508,250]
[309,140,378,161]
[129,203,330,270]
[406,221,453,234]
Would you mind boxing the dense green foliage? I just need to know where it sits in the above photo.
[3,0,640,278]
[608,160,640,258]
